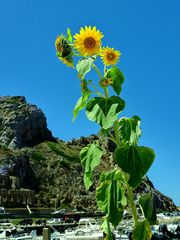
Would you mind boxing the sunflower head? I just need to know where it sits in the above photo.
[55,35,73,56]
[101,47,121,66]
[55,35,74,67]
[74,26,103,56]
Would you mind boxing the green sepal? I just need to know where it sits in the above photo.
[96,169,127,227]
[80,141,103,190]
[73,91,91,121]
[114,145,155,188]
[67,28,73,43]
[132,219,152,240]
[76,57,95,79]
[105,66,124,95]
[86,96,125,129]
[139,193,157,225]
[118,116,141,145]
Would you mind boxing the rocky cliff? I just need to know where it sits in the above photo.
[0,96,55,149]
[0,96,177,211]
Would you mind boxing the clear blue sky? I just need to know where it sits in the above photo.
[0,0,180,206]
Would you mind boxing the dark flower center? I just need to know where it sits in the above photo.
[84,37,96,49]
[107,53,115,60]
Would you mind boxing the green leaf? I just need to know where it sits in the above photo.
[76,57,95,79]
[100,168,124,182]
[96,169,126,227]
[139,193,157,225]
[73,91,90,121]
[114,145,155,188]
[118,116,141,145]
[106,66,124,95]
[67,28,73,42]
[133,219,152,240]
[86,96,125,129]
[101,218,113,240]
[80,142,103,190]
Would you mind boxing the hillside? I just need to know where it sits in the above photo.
[0,96,177,212]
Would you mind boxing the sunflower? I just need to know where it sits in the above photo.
[55,35,73,57]
[55,35,74,68]
[74,26,103,56]
[101,47,121,66]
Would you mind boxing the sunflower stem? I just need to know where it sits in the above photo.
[103,87,109,98]
[88,82,104,97]
[114,120,121,147]
[127,182,139,225]
[92,64,104,80]
[114,120,138,225]
[92,64,109,98]
[103,65,107,75]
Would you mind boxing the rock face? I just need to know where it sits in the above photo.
[0,96,178,212]
[0,96,55,149]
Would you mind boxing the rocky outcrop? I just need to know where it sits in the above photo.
[135,176,177,212]
[0,96,55,149]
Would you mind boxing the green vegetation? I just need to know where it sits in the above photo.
[31,140,80,167]
[32,151,46,162]
[46,141,80,161]
[0,145,14,157]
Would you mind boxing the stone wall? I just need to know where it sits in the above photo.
[0,176,20,189]
[0,175,35,207]
[0,189,35,207]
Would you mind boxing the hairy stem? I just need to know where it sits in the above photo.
[92,64,109,98]
[114,120,121,147]
[103,87,109,98]
[127,182,138,225]
[88,82,104,97]
[114,120,138,226]
[92,64,104,80]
